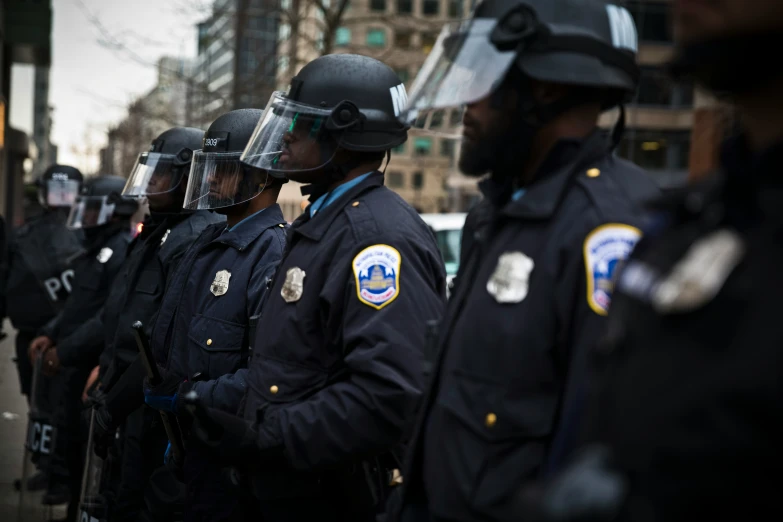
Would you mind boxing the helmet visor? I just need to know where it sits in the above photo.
[45,179,81,207]
[66,196,116,229]
[183,151,271,210]
[402,19,516,133]
[122,153,183,197]
[240,91,337,175]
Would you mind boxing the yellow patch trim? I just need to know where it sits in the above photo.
[352,244,402,310]
[583,223,642,316]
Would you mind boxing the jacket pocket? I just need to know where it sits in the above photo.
[136,269,159,295]
[187,314,246,380]
[251,356,329,405]
[434,368,558,515]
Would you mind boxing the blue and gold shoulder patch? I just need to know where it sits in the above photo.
[353,244,401,310]
[584,224,642,315]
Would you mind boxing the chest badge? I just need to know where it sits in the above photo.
[487,251,535,304]
[210,269,232,297]
[652,229,744,314]
[160,229,171,246]
[96,247,114,264]
[281,267,306,303]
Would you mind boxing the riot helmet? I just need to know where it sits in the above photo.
[37,164,84,210]
[402,0,639,177]
[240,54,409,184]
[67,175,140,229]
[122,127,205,211]
[183,109,281,211]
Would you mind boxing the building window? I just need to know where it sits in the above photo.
[421,32,438,54]
[412,171,424,190]
[635,66,694,107]
[392,143,406,155]
[387,171,404,188]
[279,23,291,40]
[395,30,412,48]
[449,108,463,126]
[422,0,440,16]
[625,1,671,43]
[617,130,690,171]
[440,139,455,157]
[448,0,464,17]
[413,137,433,156]
[278,55,290,74]
[395,67,409,83]
[430,110,445,128]
[335,27,352,46]
[367,28,386,47]
[371,0,386,11]
[397,0,412,14]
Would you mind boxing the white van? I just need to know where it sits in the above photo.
[420,213,467,297]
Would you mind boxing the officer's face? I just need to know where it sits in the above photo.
[207,164,241,203]
[459,93,514,176]
[674,0,783,44]
[278,116,326,184]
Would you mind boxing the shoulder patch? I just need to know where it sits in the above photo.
[96,247,114,264]
[352,244,401,310]
[584,224,642,315]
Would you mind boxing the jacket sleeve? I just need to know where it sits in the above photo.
[39,314,62,340]
[543,214,643,475]
[56,311,105,368]
[256,234,446,470]
[189,232,284,413]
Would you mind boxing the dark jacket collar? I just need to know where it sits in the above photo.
[479,130,611,220]
[212,203,286,250]
[292,171,385,242]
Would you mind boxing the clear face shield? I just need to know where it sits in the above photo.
[66,196,117,229]
[122,153,184,198]
[240,91,338,176]
[401,19,517,137]
[183,151,272,210]
[41,179,81,208]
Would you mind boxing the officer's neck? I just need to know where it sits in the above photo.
[736,76,783,151]
[326,162,381,191]
[519,106,600,185]
[224,188,279,228]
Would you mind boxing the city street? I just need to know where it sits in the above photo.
[1,322,65,522]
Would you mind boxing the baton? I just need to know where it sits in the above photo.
[131,321,186,466]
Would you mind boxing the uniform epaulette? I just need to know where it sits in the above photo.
[344,198,379,242]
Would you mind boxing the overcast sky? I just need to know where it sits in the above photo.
[10,0,204,173]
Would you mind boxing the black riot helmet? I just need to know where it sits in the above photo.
[403,0,640,132]
[240,53,410,181]
[67,175,140,229]
[122,127,204,210]
[184,109,281,211]
[37,164,84,210]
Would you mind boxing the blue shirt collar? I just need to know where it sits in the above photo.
[228,207,266,232]
[512,188,526,201]
[309,172,374,217]
[214,203,285,250]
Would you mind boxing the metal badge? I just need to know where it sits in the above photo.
[486,251,535,304]
[160,229,171,246]
[652,229,745,314]
[96,247,114,264]
[210,269,232,297]
[281,267,306,303]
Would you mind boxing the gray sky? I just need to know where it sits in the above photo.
[11,0,204,173]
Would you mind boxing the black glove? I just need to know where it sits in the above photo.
[184,393,285,467]
[513,445,627,522]
[92,404,116,460]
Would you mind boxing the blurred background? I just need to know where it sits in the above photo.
[0,0,733,225]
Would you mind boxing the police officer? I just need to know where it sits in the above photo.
[185,53,446,521]
[4,164,84,401]
[390,1,659,520]
[88,127,224,522]
[138,109,287,521]
[524,2,783,521]
[25,175,140,515]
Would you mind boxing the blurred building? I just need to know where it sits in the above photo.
[189,0,280,128]
[1,0,52,227]
[31,66,57,178]
[100,56,193,177]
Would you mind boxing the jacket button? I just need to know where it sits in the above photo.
[278,223,285,228]
[270,385,279,394]
[352,201,360,207]
[206,339,213,346]
[485,412,497,428]
[586,168,601,178]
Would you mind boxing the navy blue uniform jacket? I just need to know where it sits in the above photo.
[151,204,287,413]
